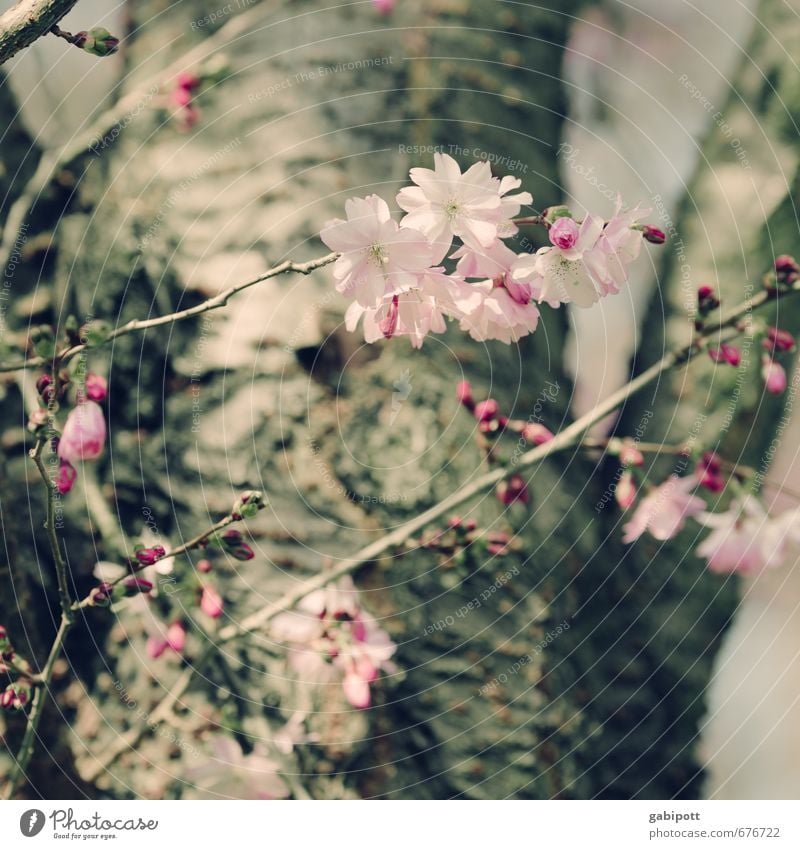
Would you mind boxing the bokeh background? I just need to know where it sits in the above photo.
[1,0,799,799]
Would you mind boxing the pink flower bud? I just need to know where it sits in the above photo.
[88,581,114,607]
[697,285,720,314]
[521,423,554,445]
[464,518,477,531]
[474,399,499,423]
[229,543,254,561]
[146,636,169,659]
[197,558,213,573]
[123,577,153,596]
[642,225,666,245]
[764,326,796,353]
[447,516,462,529]
[27,408,49,431]
[222,529,242,544]
[200,585,224,619]
[378,295,400,339]
[166,621,187,653]
[455,380,474,410]
[496,474,529,506]
[615,471,637,510]
[176,71,201,91]
[0,688,14,709]
[698,470,725,493]
[342,671,371,709]
[135,548,159,566]
[762,356,787,395]
[708,343,740,366]
[619,441,644,467]
[172,86,193,107]
[35,374,52,396]
[85,373,108,401]
[774,254,799,283]
[549,217,580,250]
[372,0,395,13]
[57,400,106,463]
[57,460,77,495]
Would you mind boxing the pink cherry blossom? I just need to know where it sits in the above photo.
[57,400,106,464]
[371,0,395,12]
[512,214,608,308]
[622,474,705,543]
[593,200,649,295]
[320,194,433,308]
[396,153,506,263]
[451,240,532,304]
[455,279,540,343]
[695,498,772,575]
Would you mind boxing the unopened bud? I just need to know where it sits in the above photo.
[642,225,666,245]
[521,423,554,445]
[474,399,499,423]
[122,577,153,596]
[76,27,120,57]
[496,474,529,506]
[455,380,474,411]
[89,581,114,607]
[231,490,265,519]
[615,471,637,510]
[764,326,796,353]
[200,585,224,619]
[697,285,720,315]
[85,373,108,401]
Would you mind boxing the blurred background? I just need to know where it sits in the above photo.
[1,0,799,799]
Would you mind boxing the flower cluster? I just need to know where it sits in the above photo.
[28,370,108,496]
[272,577,396,709]
[699,280,795,396]
[620,457,800,576]
[456,380,554,507]
[321,154,658,347]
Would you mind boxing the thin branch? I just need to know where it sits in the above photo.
[0,252,339,373]
[29,436,73,621]
[3,614,71,798]
[0,0,269,274]
[0,0,79,66]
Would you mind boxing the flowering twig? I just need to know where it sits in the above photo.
[81,278,798,779]
[0,0,80,66]
[0,252,339,374]
[4,616,71,798]
[29,436,73,622]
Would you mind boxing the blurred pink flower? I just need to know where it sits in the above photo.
[200,585,224,619]
[272,577,396,709]
[622,475,705,543]
[185,736,290,800]
[762,355,787,395]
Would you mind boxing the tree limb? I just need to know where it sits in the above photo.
[0,0,79,66]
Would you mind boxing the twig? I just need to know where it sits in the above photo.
[3,615,71,798]
[29,437,73,622]
[0,252,339,374]
[0,0,80,66]
[0,0,269,274]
